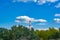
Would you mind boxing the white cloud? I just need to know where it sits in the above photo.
[55,3,60,8]
[37,0,46,5]
[36,27,59,30]
[12,0,34,3]
[55,14,60,17]
[54,14,60,23]
[38,0,58,5]
[16,16,47,23]
[33,0,37,2]
[16,16,35,22]
[15,20,20,22]
[54,18,60,23]
[54,27,59,30]
[17,0,29,2]
[34,19,47,22]
[47,0,58,2]
[36,23,46,26]
[36,28,49,30]
[12,0,27,2]
[13,0,58,5]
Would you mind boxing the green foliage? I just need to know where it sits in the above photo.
[35,28,60,40]
[0,25,60,40]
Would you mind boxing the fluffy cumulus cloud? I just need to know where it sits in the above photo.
[55,13,60,17]
[15,20,20,22]
[55,3,60,8]
[34,19,47,22]
[47,0,58,2]
[37,0,46,5]
[36,28,49,30]
[12,0,58,5]
[37,0,58,5]
[16,16,35,23]
[54,18,60,23]
[54,14,60,23]
[16,16,47,23]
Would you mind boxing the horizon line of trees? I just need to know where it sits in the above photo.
[0,25,60,40]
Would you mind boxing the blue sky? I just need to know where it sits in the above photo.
[0,0,60,29]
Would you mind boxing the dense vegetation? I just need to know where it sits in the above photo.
[0,25,60,40]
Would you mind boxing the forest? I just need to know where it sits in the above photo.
[0,25,60,40]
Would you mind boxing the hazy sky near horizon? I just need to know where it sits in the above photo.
[0,0,60,29]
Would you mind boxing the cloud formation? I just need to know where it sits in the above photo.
[13,0,35,3]
[36,28,49,30]
[47,0,58,2]
[55,3,60,8]
[54,18,60,23]
[34,19,47,22]
[55,13,60,17]
[16,16,34,23]
[16,16,47,23]
[36,23,46,26]
[37,0,58,5]
[13,0,58,5]
[15,20,20,22]
[36,27,59,30]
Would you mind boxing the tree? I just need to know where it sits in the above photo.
[10,25,40,40]
[0,25,60,40]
